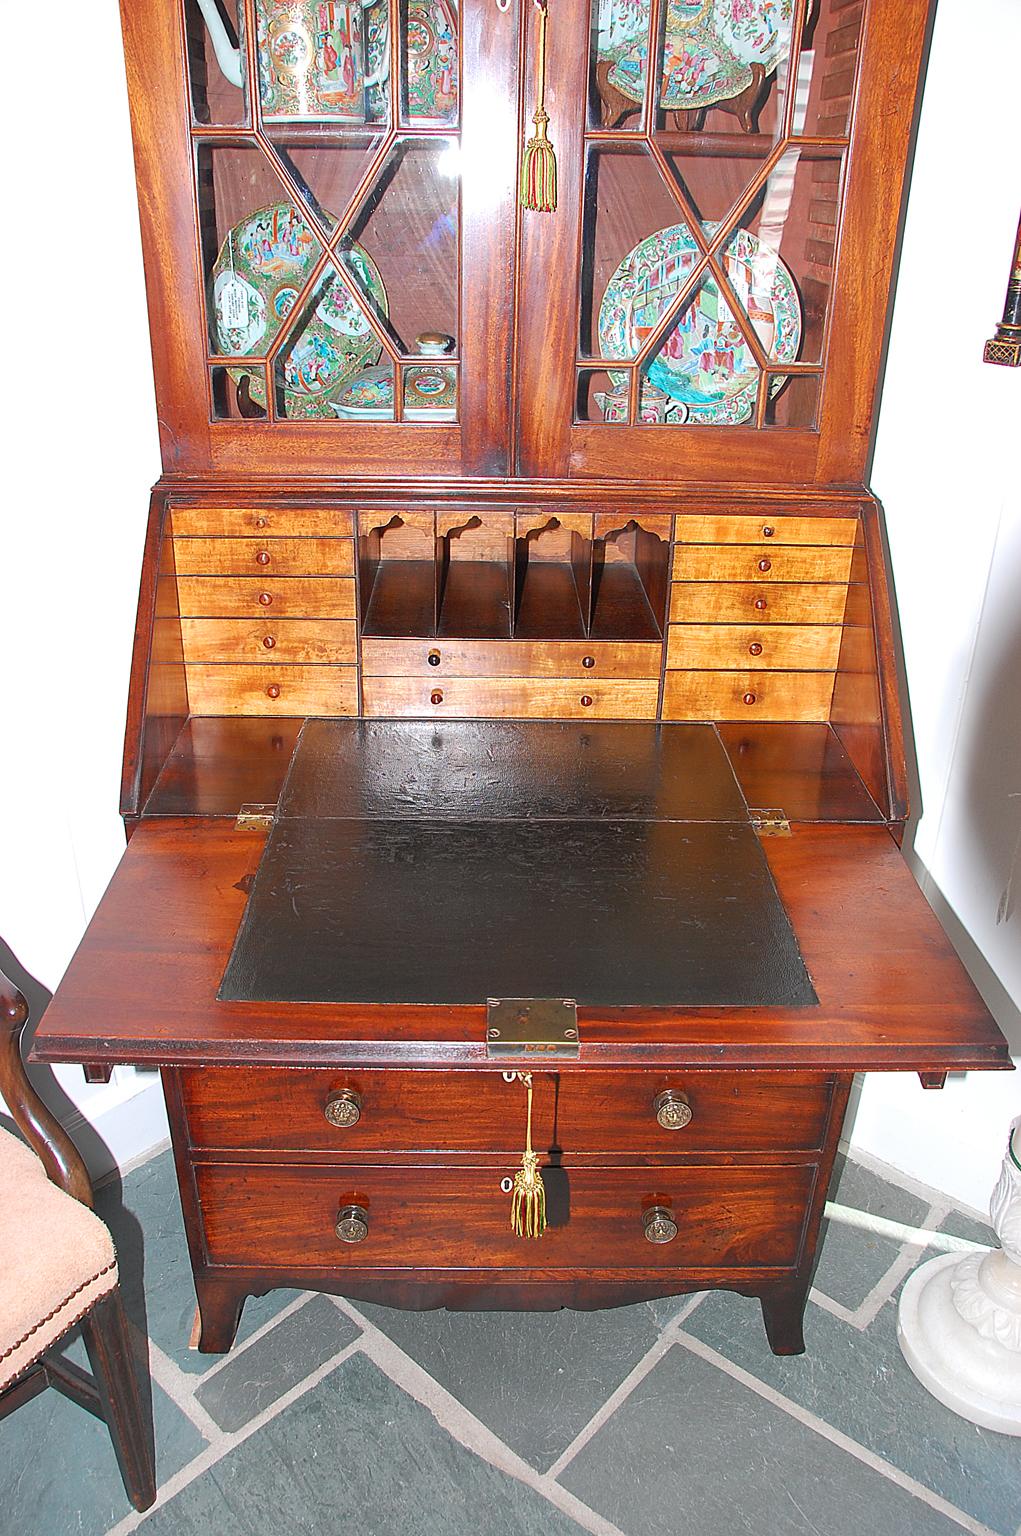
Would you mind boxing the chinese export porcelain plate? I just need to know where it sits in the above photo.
[597,221,801,425]
[598,0,792,112]
[211,202,388,418]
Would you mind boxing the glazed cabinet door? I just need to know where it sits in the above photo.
[124,0,518,476]
[514,0,932,483]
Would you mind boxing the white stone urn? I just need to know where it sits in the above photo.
[898,1117,1021,1434]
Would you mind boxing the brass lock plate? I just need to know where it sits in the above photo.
[486,998,579,1060]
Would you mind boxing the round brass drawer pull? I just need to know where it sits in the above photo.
[324,1089,362,1128]
[762,524,775,537]
[266,684,281,700]
[335,1204,369,1244]
[580,695,593,707]
[427,649,442,667]
[255,550,271,566]
[582,655,596,669]
[743,691,756,706]
[653,1089,692,1130]
[258,591,273,606]
[262,635,276,649]
[748,641,763,656]
[254,516,268,529]
[430,689,444,705]
[753,597,767,611]
[643,1206,678,1244]
[757,557,772,572]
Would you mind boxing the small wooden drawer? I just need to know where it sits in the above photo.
[360,638,663,678]
[181,619,357,666]
[176,576,357,619]
[173,537,354,577]
[674,514,858,547]
[185,664,357,716]
[170,506,354,538]
[663,670,835,721]
[669,582,850,625]
[673,545,854,584]
[179,1069,834,1156]
[194,1160,815,1272]
[666,624,842,672]
[361,676,660,718]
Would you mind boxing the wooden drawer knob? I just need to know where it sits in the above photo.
[580,695,593,707]
[262,635,276,649]
[335,1204,369,1244]
[258,591,273,606]
[430,690,444,705]
[762,524,775,537]
[324,1089,362,1128]
[653,1089,692,1131]
[427,650,442,667]
[266,684,281,700]
[742,692,757,706]
[255,550,271,566]
[748,641,763,656]
[754,597,767,611]
[582,655,596,669]
[757,557,771,572]
[643,1206,678,1244]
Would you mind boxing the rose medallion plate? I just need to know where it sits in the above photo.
[597,221,801,425]
[598,0,792,112]
[211,202,388,418]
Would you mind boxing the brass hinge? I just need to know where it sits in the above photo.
[749,807,792,837]
[486,998,579,1060]
[235,803,275,830]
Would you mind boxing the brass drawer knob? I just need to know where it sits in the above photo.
[643,1206,678,1244]
[762,524,775,537]
[582,655,596,669]
[254,516,268,528]
[653,1089,692,1131]
[258,591,273,606]
[580,695,593,707]
[266,683,281,700]
[748,641,763,656]
[262,635,276,649]
[430,689,444,705]
[324,1089,362,1128]
[757,557,771,572]
[335,1204,369,1244]
[427,649,442,666]
[742,692,756,706]
[753,596,767,611]
[255,549,271,566]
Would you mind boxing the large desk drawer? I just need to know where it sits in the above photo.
[193,1160,816,1272]
[179,1068,834,1156]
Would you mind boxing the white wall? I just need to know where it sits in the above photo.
[855,0,1021,1210]
[1,1,1017,1202]
[0,0,167,1173]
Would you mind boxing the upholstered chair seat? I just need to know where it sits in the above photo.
[0,1127,118,1391]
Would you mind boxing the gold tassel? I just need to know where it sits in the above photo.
[510,1073,547,1238]
[520,0,557,213]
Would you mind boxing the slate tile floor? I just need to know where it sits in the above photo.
[2,1148,1019,1536]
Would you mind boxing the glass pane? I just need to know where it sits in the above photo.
[341,139,460,357]
[792,0,863,138]
[590,0,797,140]
[764,371,820,428]
[715,146,842,365]
[363,0,460,127]
[187,0,248,125]
[580,144,696,360]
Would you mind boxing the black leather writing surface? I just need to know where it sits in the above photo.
[276,719,749,823]
[220,817,815,1008]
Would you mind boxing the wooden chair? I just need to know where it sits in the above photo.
[0,966,156,1512]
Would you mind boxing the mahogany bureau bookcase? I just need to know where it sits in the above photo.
[34,0,1011,1356]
